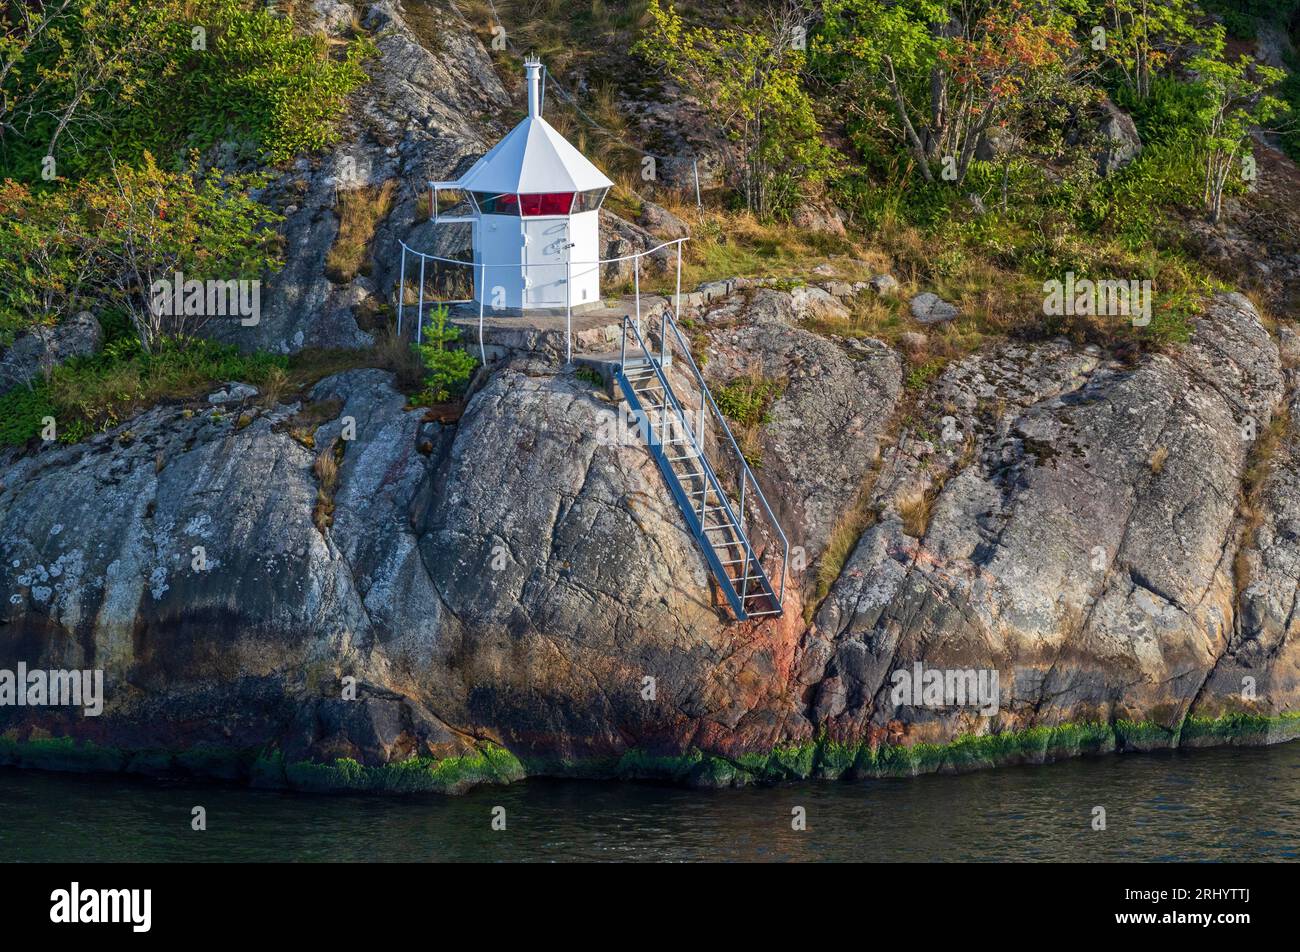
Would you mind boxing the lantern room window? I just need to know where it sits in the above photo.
[572,187,608,213]
[519,192,575,216]
[471,191,520,216]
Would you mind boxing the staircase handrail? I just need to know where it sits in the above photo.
[622,317,761,579]
[653,311,789,607]
[621,315,784,615]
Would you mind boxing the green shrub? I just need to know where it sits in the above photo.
[0,1,374,180]
[1280,60,1300,164]
[192,3,375,165]
[0,155,283,352]
[715,376,783,427]
[1113,78,1209,147]
[1202,0,1300,39]
[1076,136,1206,248]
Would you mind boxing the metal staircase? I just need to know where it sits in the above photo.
[615,311,787,620]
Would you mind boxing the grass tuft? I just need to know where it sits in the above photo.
[325,181,397,283]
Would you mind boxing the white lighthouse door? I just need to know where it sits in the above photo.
[522,218,570,308]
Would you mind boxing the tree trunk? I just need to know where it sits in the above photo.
[884,57,933,183]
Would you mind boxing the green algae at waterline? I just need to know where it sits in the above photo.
[609,714,1300,787]
[0,735,526,793]
[1,713,1298,792]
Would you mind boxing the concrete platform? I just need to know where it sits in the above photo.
[399,295,672,365]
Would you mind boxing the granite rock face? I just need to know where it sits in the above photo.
[2,287,1297,788]
[809,292,1288,746]
[0,312,103,397]
[1095,98,1143,175]
[210,0,510,354]
[909,292,960,325]
[0,329,826,769]
[697,288,902,562]
[1203,373,1300,723]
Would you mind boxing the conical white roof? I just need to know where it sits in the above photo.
[456,114,614,195]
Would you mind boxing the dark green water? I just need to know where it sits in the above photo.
[2,743,1298,862]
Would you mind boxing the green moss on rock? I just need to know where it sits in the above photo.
[284,745,525,794]
[1115,718,1178,749]
[1180,711,1300,746]
[6,736,126,773]
[614,747,705,782]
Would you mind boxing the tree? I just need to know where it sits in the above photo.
[84,153,282,349]
[1,1,181,175]
[0,1,77,149]
[1,153,282,351]
[939,2,1082,184]
[635,0,833,219]
[1,1,373,179]
[1088,0,1205,101]
[1188,28,1289,223]
[818,0,1082,186]
[414,305,477,404]
[0,177,95,346]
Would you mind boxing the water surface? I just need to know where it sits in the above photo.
[2,744,1297,861]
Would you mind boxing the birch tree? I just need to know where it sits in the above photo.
[1188,30,1288,223]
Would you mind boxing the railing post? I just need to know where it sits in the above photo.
[738,471,747,536]
[397,245,406,337]
[781,537,788,606]
[674,240,682,324]
[738,476,750,603]
[699,388,705,447]
[620,317,627,370]
[564,234,572,366]
[416,253,426,346]
[660,309,667,369]
[478,263,486,366]
[633,255,641,337]
[658,341,668,449]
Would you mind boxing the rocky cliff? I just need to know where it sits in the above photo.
[1,1,1297,792]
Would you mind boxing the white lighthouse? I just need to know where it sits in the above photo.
[432,56,613,312]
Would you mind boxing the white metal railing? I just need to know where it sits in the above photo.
[394,237,689,365]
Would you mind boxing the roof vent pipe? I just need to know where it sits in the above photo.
[524,55,542,118]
